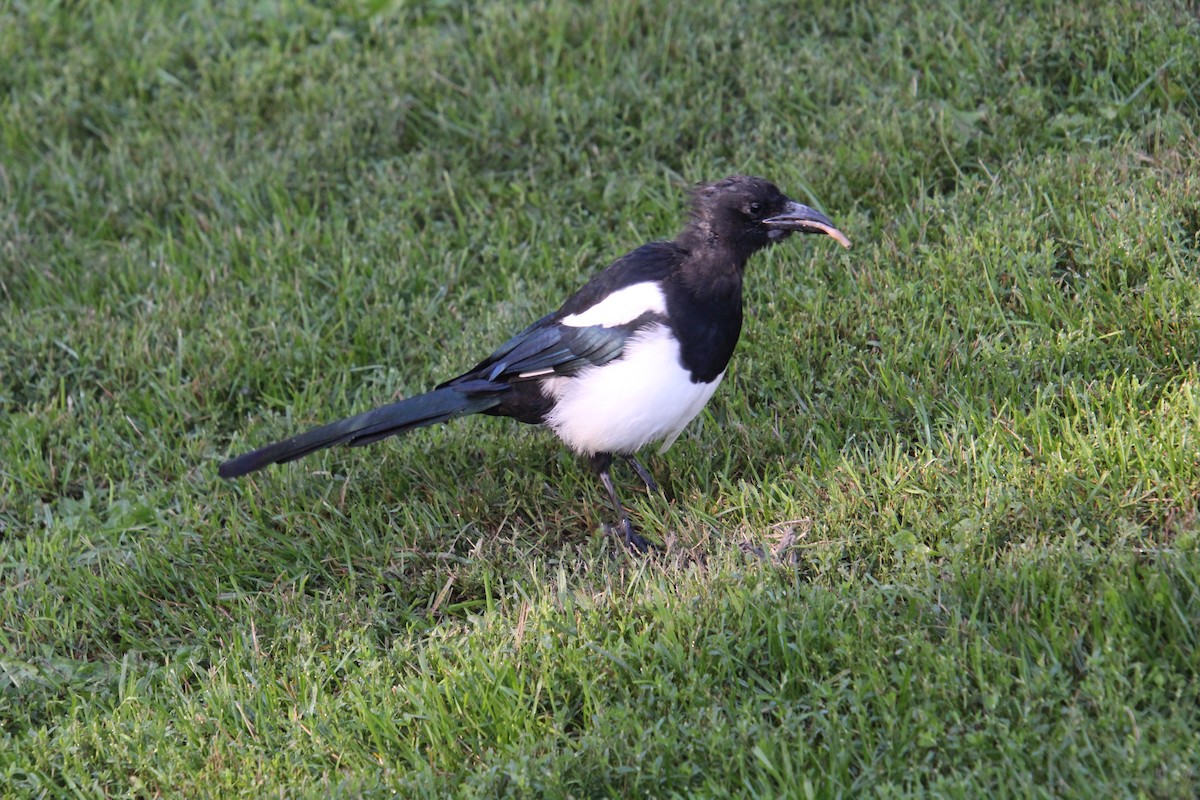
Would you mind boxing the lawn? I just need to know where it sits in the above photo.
[2,0,1199,796]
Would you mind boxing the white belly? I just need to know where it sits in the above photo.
[541,324,724,456]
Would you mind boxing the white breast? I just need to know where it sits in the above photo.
[541,323,724,456]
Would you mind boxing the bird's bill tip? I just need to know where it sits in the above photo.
[764,202,851,248]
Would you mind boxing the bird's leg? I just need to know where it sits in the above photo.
[624,455,659,494]
[589,452,653,553]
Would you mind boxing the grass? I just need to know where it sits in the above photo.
[2,0,1199,795]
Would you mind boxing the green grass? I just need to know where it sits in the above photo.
[3,0,1200,795]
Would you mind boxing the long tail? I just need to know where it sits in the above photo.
[218,380,506,478]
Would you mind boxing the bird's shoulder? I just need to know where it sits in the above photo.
[442,241,685,388]
[552,240,686,321]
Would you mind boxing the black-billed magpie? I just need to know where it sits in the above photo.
[219,176,850,551]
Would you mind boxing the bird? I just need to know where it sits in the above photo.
[219,175,850,551]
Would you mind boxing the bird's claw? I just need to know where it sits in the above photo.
[622,523,655,554]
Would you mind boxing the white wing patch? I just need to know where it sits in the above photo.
[560,282,667,328]
[516,367,556,379]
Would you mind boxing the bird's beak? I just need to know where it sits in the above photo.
[763,201,851,248]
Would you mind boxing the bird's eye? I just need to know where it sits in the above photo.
[748,202,762,216]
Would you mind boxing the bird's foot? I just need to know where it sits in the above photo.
[613,518,656,554]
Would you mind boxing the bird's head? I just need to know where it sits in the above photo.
[686,175,850,260]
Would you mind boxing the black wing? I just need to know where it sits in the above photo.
[440,240,686,388]
[440,313,657,389]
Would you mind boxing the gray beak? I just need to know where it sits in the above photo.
[763,201,851,248]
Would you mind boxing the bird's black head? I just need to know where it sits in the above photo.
[683,175,850,263]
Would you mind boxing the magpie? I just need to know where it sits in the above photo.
[219,175,850,551]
